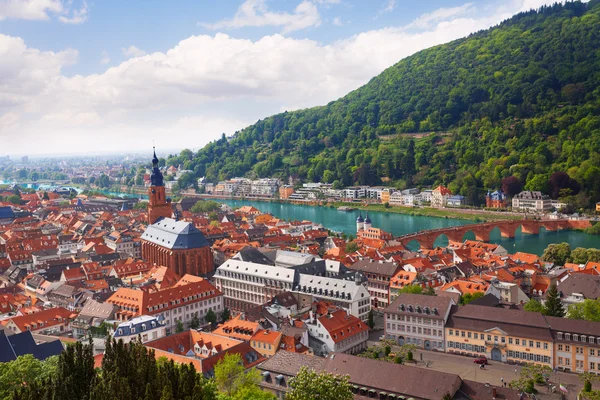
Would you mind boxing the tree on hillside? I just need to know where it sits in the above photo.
[286,367,353,400]
[502,176,523,197]
[548,171,580,199]
[544,284,565,317]
[541,242,571,266]
[524,298,544,313]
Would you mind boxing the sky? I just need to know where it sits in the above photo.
[0,0,577,157]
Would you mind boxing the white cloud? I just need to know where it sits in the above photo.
[0,0,63,20]
[122,45,147,58]
[0,0,579,155]
[379,0,396,14]
[199,0,321,34]
[100,50,110,64]
[407,2,475,29]
[333,16,343,26]
[58,0,87,24]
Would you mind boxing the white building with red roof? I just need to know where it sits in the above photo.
[305,309,368,356]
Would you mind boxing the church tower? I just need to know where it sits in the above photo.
[147,148,172,225]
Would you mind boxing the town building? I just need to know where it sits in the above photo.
[107,277,223,334]
[445,304,553,366]
[431,186,452,208]
[384,293,455,351]
[113,315,166,343]
[348,259,400,309]
[305,309,368,355]
[147,148,173,225]
[486,190,508,208]
[512,191,552,212]
[3,307,73,334]
[278,185,294,199]
[141,217,214,276]
[0,330,64,362]
[250,329,283,357]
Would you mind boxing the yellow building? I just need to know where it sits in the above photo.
[547,316,600,373]
[380,190,391,204]
[596,202,600,212]
[445,305,553,367]
[250,329,283,357]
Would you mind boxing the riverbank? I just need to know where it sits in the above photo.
[192,193,524,222]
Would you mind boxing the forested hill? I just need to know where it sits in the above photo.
[172,0,600,207]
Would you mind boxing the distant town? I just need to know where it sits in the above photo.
[1,150,600,399]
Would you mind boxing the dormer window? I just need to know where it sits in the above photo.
[565,333,571,340]
[131,327,136,333]
[557,332,563,340]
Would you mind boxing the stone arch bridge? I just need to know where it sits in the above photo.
[396,219,592,250]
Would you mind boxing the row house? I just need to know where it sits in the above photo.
[113,315,167,344]
[3,306,73,334]
[107,277,223,334]
[384,293,455,351]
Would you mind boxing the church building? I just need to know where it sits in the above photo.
[141,149,214,276]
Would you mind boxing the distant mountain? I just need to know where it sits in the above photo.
[173,1,600,207]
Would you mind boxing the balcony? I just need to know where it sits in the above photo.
[485,340,506,348]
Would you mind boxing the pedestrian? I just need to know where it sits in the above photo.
[501,377,504,385]
[504,382,507,388]
[514,367,518,374]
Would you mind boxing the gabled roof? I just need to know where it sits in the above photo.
[318,309,368,343]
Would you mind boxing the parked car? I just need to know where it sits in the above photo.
[473,356,488,365]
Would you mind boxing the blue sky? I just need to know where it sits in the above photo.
[0,0,567,156]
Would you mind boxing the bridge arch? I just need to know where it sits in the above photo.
[432,233,450,249]
[404,239,421,251]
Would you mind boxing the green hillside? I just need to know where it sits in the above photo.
[173,1,600,207]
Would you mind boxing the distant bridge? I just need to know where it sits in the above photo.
[396,219,593,250]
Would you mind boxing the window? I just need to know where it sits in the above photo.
[468,332,472,338]
[592,362,596,370]
[487,335,491,341]
[558,357,563,365]
[536,342,541,348]
[501,337,506,344]
[461,331,465,337]
[529,340,534,348]
[544,343,548,350]
[474,333,478,339]
[591,349,596,356]
[449,330,453,336]
[516,339,520,345]
[509,338,513,344]
[558,344,563,351]
[566,345,571,352]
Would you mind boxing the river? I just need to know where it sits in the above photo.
[216,199,600,255]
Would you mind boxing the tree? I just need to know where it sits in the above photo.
[541,242,571,266]
[367,309,375,329]
[345,242,359,253]
[502,176,523,197]
[0,355,58,399]
[544,284,565,317]
[460,292,485,305]
[190,200,221,214]
[424,286,436,296]
[190,314,200,330]
[399,285,423,295]
[548,171,579,199]
[230,386,277,400]
[204,309,217,327]
[214,353,261,397]
[568,299,600,322]
[286,367,353,400]
[523,299,544,313]
[7,194,20,205]
[580,371,599,393]
[175,321,184,333]
[221,307,231,322]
